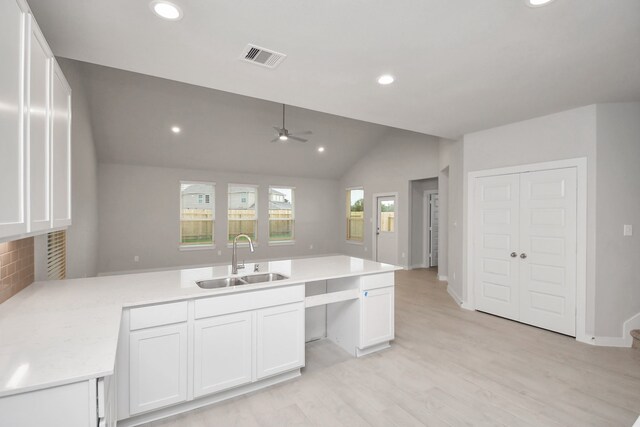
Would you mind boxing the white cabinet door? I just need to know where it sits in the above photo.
[194,312,252,398]
[27,20,52,233]
[51,61,71,228]
[129,323,188,415]
[255,302,304,380]
[519,168,577,336]
[0,0,27,239]
[473,173,521,321]
[360,287,394,348]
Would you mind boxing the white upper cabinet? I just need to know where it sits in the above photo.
[0,1,71,241]
[27,20,52,232]
[0,0,28,239]
[51,62,71,227]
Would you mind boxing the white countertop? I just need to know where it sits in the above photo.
[0,255,399,397]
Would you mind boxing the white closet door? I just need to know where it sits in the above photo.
[429,194,439,267]
[519,168,577,336]
[474,174,521,320]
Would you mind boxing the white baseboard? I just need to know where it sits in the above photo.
[587,311,640,348]
[438,275,448,282]
[409,263,428,270]
[447,285,463,306]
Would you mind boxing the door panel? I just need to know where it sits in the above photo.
[255,303,304,380]
[0,0,27,238]
[360,286,394,348]
[193,312,252,398]
[51,63,71,227]
[28,24,51,232]
[474,174,520,320]
[519,168,577,336]
[429,194,439,267]
[376,196,397,265]
[129,323,188,415]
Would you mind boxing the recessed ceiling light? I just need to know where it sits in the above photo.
[171,126,181,134]
[527,0,555,7]
[279,135,288,141]
[377,74,395,85]
[317,146,325,153]
[150,1,183,20]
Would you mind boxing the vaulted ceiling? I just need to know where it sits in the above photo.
[65,59,397,179]
[29,0,640,139]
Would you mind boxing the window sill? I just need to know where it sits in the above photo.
[226,242,260,249]
[268,240,295,246]
[179,244,216,251]
[345,240,364,245]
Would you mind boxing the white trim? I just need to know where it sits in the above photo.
[447,285,462,306]
[267,240,295,246]
[371,192,399,264]
[178,244,216,252]
[466,157,588,342]
[423,190,438,268]
[409,263,428,269]
[591,311,640,347]
[438,275,448,282]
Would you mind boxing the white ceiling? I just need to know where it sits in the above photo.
[63,59,396,179]
[30,0,640,138]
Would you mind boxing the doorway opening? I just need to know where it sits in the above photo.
[409,178,438,270]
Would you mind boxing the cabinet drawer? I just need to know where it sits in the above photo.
[130,301,188,330]
[195,285,304,319]
[360,273,394,290]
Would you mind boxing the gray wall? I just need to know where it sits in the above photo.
[97,163,341,273]
[338,129,441,268]
[410,178,438,268]
[462,105,601,336]
[36,59,99,280]
[595,103,640,337]
[439,139,464,300]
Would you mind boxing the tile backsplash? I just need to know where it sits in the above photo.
[0,237,35,304]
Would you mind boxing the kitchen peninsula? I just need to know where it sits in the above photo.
[0,255,399,426]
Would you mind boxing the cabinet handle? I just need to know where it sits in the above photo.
[510,252,517,258]
[520,253,527,259]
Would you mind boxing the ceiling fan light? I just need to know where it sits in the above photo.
[279,135,288,141]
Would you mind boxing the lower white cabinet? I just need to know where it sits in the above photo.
[360,286,394,348]
[256,302,305,379]
[129,323,188,415]
[193,311,253,398]
[0,376,112,427]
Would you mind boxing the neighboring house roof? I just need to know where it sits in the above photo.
[182,183,212,195]
[269,200,292,210]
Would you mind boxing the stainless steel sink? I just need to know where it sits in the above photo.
[196,273,288,289]
[196,277,248,289]
[240,273,289,284]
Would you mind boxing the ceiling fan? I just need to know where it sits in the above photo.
[271,104,312,143]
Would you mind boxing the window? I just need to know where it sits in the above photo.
[269,187,294,242]
[47,230,66,280]
[228,184,258,242]
[180,182,214,247]
[346,188,364,242]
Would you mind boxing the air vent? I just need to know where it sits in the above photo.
[241,44,286,69]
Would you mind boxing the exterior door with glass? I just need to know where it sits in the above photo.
[376,196,397,265]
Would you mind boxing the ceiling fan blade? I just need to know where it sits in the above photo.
[288,136,308,143]
[270,137,281,143]
[290,130,313,136]
[273,126,283,133]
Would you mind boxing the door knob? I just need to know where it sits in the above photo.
[520,253,527,259]
[510,252,517,258]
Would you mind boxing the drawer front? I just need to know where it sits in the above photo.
[130,301,188,330]
[360,272,394,291]
[195,285,304,319]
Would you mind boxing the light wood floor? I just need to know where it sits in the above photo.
[145,269,640,426]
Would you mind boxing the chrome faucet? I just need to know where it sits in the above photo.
[232,234,255,274]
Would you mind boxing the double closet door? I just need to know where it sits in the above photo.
[474,167,577,336]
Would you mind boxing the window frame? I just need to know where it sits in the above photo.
[346,187,365,244]
[179,180,215,251]
[227,183,259,246]
[268,185,296,245]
